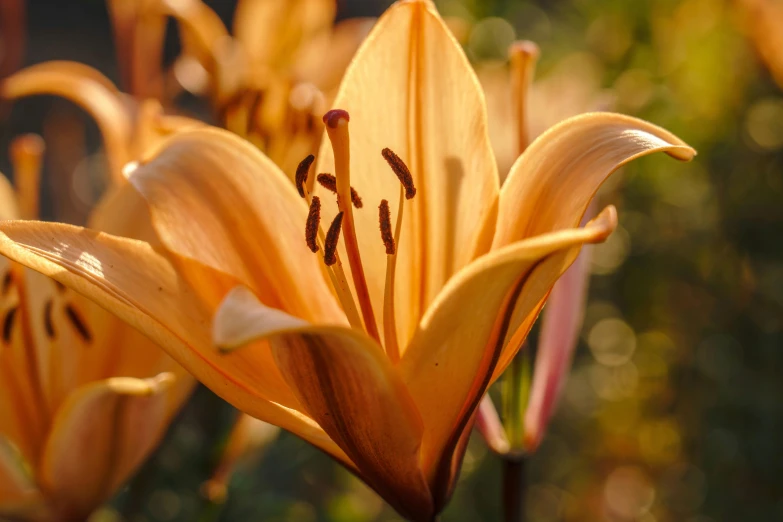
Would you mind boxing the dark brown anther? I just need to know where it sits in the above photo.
[1,272,12,295]
[2,307,17,343]
[323,211,344,266]
[43,299,56,340]
[306,196,321,253]
[295,154,315,198]
[379,199,396,255]
[64,304,92,343]
[381,148,416,199]
[316,173,363,208]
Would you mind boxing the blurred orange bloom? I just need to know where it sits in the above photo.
[0,66,198,520]
[136,0,372,175]
[0,1,694,519]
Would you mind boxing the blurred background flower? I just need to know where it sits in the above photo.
[0,0,781,521]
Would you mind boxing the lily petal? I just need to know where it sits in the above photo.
[400,206,617,483]
[315,0,499,346]
[0,173,20,221]
[0,438,43,519]
[129,127,345,325]
[214,287,433,522]
[0,221,345,462]
[524,229,592,451]
[492,112,695,249]
[39,373,174,519]
[1,62,132,184]
[233,0,335,71]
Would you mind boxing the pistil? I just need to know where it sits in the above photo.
[323,110,380,343]
[10,134,45,220]
[509,41,539,155]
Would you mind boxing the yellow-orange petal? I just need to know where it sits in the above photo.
[214,287,433,521]
[400,206,617,485]
[129,127,345,326]
[233,0,335,71]
[39,373,174,519]
[0,221,345,463]
[315,0,499,347]
[0,438,43,519]
[492,112,695,249]
[0,173,20,221]
[1,61,132,184]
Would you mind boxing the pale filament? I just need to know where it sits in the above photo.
[297,157,364,330]
[509,41,539,156]
[382,185,405,362]
[301,111,417,355]
[10,134,45,220]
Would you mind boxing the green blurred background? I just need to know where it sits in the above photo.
[1,0,782,520]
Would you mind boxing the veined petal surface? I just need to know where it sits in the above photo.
[214,287,433,521]
[129,128,345,325]
[493,112,695,249]
[400,207,617,485]
[315,0,499,347]
[0,222,345,462]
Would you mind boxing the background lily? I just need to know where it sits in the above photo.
[0,133,193,521]
[136,0,373,175]
[0,1,694,520]
[0,64,198,520]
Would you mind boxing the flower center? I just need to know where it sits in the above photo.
[294,109,417,360]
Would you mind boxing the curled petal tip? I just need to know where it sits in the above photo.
[586,205,618,242]
[323,109,350,128]
[105,372,176,396]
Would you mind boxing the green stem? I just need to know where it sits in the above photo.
[502,455,527,522]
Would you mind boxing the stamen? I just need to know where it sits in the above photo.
[1,272,12,296]
[305,196,321,253]
[324,109,380,342]
[382,186,406,363]
[316,173,363,208]
[323,212,344,267]
[379,200,395,255]
[43,299,55,340]
[295,154,315,198]
[64,303,92,343]
[2,307,17,344]
[381,148,416,199]
[10,134,45,220]
[509,41,539,155]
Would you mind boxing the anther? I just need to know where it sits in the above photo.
[64,304,92,343]
[316,173,363,208]
[295,154,315,198]
[379,200,396,255]
[323,212,344,266]
[43,299,55,340]
[2,307,17,344]
[1,272,12,296]
[381,148,416,199]
[305,196,321,253]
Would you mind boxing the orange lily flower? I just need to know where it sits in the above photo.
[0,65,199,521]
[0,1,694,519]
[145,0,372,175]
